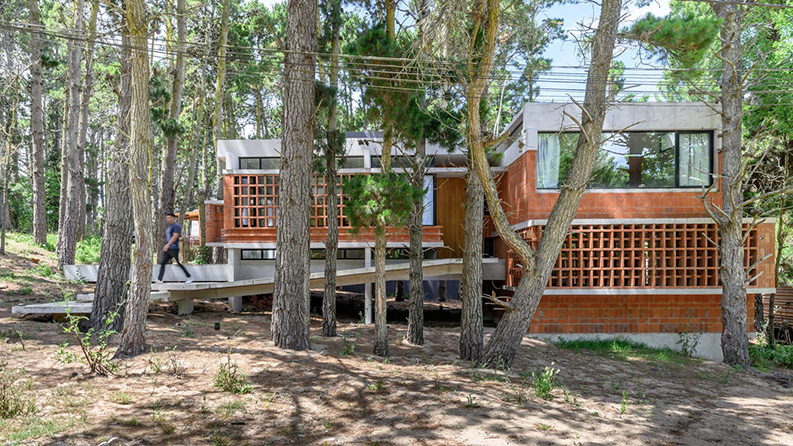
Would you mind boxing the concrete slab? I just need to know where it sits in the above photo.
[12,301,92,315]
[75,292,171,302]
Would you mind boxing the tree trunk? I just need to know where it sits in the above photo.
[374,218,389,357]
[438,279,446,302]
[469,0,622,368]
[405,138,426,345]
[92,36,133,332]
[57,0,86,270]
[322,10,341,338]
[211,0,231,265]
[158,0,187,236]
[271,0,317,351]
[115,0,152,358]
[29,0,47,245]
[178,97,201,232]
[460,159,484,361]
[710,3,749,368]
[75,0,99,241]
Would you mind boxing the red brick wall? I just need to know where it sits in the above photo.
[205,203,224,243]
[498,150,723,223]
[529,293,754,334]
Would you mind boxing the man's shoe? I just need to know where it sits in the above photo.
[185,277,194,284]
[155,280,164,284]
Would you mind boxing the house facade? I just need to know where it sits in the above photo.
[203,103,775,360]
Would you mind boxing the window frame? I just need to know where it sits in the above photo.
[535,130,714,190]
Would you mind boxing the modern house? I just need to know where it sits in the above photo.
[199,102,775,360]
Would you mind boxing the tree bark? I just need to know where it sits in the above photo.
[177,97,201,232]
[29,0,47,246]
[468,0,621,367]
[271,0,317,351]
[57,0,86,270]
[115,0,152,358]
[75,0,99,241]
[92,35,133,332]
[460,158,484,361]
[405,138,426,345]
[211,0,231,264]
[158,0,187,236]
[322,11,341,338]
[709,3,749,367]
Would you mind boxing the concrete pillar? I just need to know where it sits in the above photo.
[228,296,242,312]
[176,298,194,316]
[364,247,372,324]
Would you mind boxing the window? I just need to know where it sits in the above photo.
[307,249,367,260]
[238,157,281,170]
[342,157,365,169]
[241,249,276,260]
[536,131,711,189]
[371,156,435,169]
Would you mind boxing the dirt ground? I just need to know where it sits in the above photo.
[1,238,793,445]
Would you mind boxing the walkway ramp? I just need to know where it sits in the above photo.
[11,292,171,316]
[155,258,463,302]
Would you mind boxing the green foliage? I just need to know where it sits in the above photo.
[75,236,102,264]
[749,344,793,370]
[677,325,702,358]
[343,173,423,232]
[531,364,559,400]
[213,351,252,394]
[555,338,692,363]
[623,12,723,74]
[339,338,356,357]
[0,363,36,419]
[54,342,79,364]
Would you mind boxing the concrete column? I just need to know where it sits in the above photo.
[227,248,240,311]
[228,296,242,312]
[364,247,372,324]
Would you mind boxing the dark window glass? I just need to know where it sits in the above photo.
[239,158,260,169]
[341,249,366,259]
[342,157,365,169]
[538,132,711,189]
[260,157,281,169]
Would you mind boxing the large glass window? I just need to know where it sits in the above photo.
[238,157,281,170]
[537,131,711,189]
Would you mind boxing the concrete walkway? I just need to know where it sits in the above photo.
[14,259,464,316]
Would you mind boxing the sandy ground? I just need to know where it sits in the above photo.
[1,239,793,445]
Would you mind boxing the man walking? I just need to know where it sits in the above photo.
[156,213,193,284]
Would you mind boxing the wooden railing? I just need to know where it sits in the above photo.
[507,223,762,289]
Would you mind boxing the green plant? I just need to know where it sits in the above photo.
[30,264,55,278]
[562,387,580,406]
[536,423,551,431]
[179,321,195,338]
[464,394,479,408]
[366,380,383,392]
[358,311,365,325]
[531,364,559,400]
[113,392,132,404]
[677,325,702,358]
[10,286,32,296]
[555,338,692,363]
[749,344,793,369]
[620,390,629,415]
[213,350,252,394]
[340,338,356,357]
[217,400,247,419]
[54,342,78,364]
[0,363,36,419]
[75,236,102,264]
[61,305,120,375]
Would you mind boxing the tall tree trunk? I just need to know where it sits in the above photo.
[115,0,152,358]
[271,0,317,351]
[178,97,201,232]
[211,0,231,264]
[460,158,484,361]
[197,6,213,261]
[57,0,86,270]
[92,35,133,332]
[158,0,187,236]
[29,0,47,245]
[75,0,99,241]
[322,8,341,338]
[405,138,426,345]
[709,4,749,367]
[468,0,621,367]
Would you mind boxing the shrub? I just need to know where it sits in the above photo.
[61,306,120,375]
[749,344,793,370]
[0,363,36,419]
[213,351,252,394]
[531,364,559,400]
[75,236,102,264]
